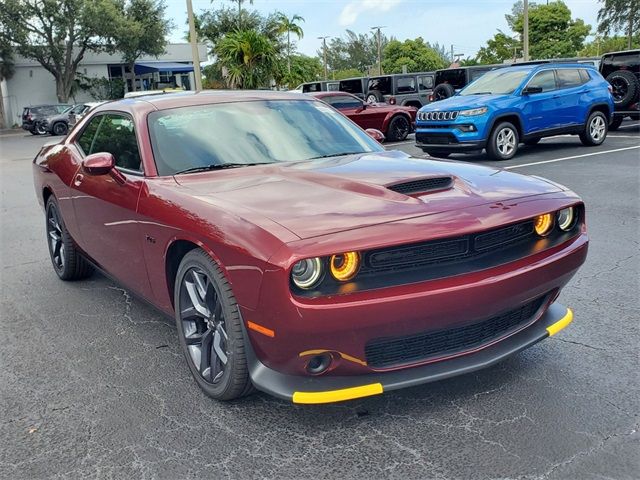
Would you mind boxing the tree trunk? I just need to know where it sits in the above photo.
[56,75,70,103]
[287,33,291,74]
[0,93,6,129]
[130,61,137,92]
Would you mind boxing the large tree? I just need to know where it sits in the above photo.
[322,30,389,73]
[0,0,121,102]
[381,37,448,74]
[580,34,640,56]
[598,0,639,49]
[114,0,172,92]
[275,13,304,74]
[275,54,321,88]
[477,31,520,64]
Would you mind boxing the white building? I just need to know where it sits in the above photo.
[1,43,208,127]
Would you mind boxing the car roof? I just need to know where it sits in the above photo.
[109,89,314,111]
[601,49,640,57]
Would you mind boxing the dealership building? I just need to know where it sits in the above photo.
[1,43,208,127]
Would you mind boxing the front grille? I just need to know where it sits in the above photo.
[360,220,534,274]
[387,177,453,195]
[365,296,546,368]
[416,132,459,145]
[417,111,459,121]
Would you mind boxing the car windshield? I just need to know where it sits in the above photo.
[459,69,530,96]
[148,99,383,176]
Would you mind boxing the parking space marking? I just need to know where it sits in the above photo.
[618,122,640,129]
[504,145,640,170]
[608,135,640,138]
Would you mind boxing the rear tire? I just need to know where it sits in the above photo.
[432,83,455,101]
[606,70,639,108]
[45,197,94,280]
[609,116,624,131]
[486,122,519,160]
[386,115,411,142]
[580,111,608,146]
[366,90,384,103]
[35,123,47,135]
[174,249,254,401]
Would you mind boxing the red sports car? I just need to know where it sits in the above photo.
[310,91,417,142]
[33,91,587,404]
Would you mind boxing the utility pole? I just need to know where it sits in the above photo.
[318,36,329,80]
[523,0,530,61]
[451,44,454,63]
[186,0,202,92]
[371,26,385,75]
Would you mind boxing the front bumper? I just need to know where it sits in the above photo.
[246,303,573,404]
[415,130,486,151]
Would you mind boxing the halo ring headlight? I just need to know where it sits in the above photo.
[291,258,323,289]
[557,207,576,231]
[330,252,361,282]
[534,213,554,237]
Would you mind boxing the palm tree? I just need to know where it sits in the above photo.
[216,29,276,89]
[275,13,304,74]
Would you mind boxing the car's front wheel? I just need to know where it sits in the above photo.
[386,115,410,142]
[35,123,47,135]
[486,122,519,160]
[52,122,68,136]
[174,249,253,401]
[45,197,93,280]
[580,111,608,146]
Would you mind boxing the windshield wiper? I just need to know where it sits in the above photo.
[307,151,365,160]
[174,162,271,175]
[468,92,493,95]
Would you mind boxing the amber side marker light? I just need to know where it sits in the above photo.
[330,252,361,281]
[534,213,554,237]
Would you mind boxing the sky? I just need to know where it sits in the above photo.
[167,0,601,59]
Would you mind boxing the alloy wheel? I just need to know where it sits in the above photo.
[610,78,627,102]
[46,204,65,270]
[590,116,606,142]
[391,117,410,140]
[179,268,230,384]
[496,127,516,156]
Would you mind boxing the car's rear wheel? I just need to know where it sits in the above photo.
[606,70,639,108]
[45,197,94,280]
[580,111,608,146]
[35,123,47,135]
[426,151,451,158]
[386,115,410,142]
[174,249,253,401]
[486,122,519,160]
[52,122,68,136]
[609,116,624,131]
[432,83,455,101]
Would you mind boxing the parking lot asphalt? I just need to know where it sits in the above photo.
[1,123,638,479]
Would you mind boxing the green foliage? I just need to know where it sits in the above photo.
[510,1,591,59]
[459,57,480,66]
[477,31,520,64]
[215,29,276,89]
[76,74,125,100]
[323,30,389,72]
[0,39,15,82]
[274,12,304,74]
[332,68,364,80]
[381,37,448,74]
[580,34,640,55]
[275,54,322,88]
[598,0,639,47]
[0,0,123,101]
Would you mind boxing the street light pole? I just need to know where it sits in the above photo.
[371,26,385,75]
[186,0,202,92]
[318,36,329,80]
[523,0,529,61]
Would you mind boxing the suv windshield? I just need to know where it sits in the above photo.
[459,69,530,96]
[148,100,382,176]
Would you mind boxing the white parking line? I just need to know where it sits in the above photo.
[618,122,640,129]
[608,135,640,138]
[505,145,640,169]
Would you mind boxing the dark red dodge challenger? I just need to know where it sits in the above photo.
[33,91,587,404]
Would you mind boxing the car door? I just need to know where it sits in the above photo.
[70,112,152,298]
[520,69,560,134]
[555,68,586,126]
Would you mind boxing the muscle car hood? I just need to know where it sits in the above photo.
[174,150,563,239]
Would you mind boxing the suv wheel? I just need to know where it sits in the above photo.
[606,70,639,108]
[366,90,384,103]
[609,116,624,131]
[432,83,455,101]
[386,115,410,142]
[52,122,68,136]
[486,122,519,160]
[35,123,47,135]
[580,111,608,146]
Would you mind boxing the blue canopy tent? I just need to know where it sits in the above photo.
[131,62,194,91]
[133,62,194,75]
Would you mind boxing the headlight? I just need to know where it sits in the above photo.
[459,107,488,116]
[557,207,576,231]
[534,213,554,237]
[330,252,360,281]
[291,258,323,289]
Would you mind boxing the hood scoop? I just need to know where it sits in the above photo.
[386,176,454,196]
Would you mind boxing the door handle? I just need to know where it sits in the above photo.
[74,173,84,186]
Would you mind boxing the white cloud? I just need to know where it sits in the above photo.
[339,0,403,27]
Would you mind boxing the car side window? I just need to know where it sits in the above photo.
[418,76,434,90]
[396,76,416,93]
[556,69,583,88]
[77,115,104,155]
[324,95,362,109]
[578,69,591,83]
[90,114,143,172]
[527,70,557,92]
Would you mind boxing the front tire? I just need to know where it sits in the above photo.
[580,111,608,146]
[52,122,68,136]
[35,123,47,135]
[486,122,519,160]
[174,249,253,401]
[386,115,410,142]
[45,197,94,280]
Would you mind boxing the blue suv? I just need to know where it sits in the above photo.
[415,64,614,160]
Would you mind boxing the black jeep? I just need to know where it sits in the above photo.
[599,49,640,129]
[431,65,506,101]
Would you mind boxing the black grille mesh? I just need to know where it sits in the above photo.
[387,177,453,195]
[365,296,546,368]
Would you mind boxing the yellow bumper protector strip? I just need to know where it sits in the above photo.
[546,308,573,336]
[292,383,383,404]
[298,349,367,367]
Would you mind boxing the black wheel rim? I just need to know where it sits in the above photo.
[46,205,65,269]
[611,78,628,101]
[392,117,409,139]
[179,268,229,384]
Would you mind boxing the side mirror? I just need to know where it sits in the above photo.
[365,128,385,143]
[523,86,543,95]
[82,152,115,175]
